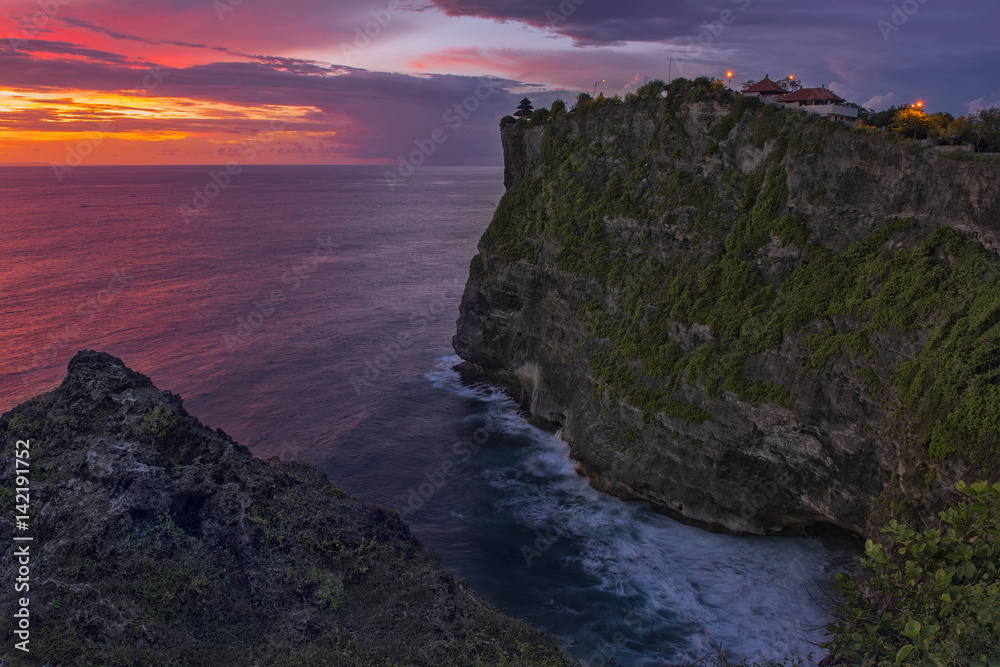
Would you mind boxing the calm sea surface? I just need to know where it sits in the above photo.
[0,165,852,666]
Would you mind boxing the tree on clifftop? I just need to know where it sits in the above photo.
[530,107,550,123]
[866,104,902,128]
[777,76,802,92]
[970,107,1000,152]
[892,107,932,139]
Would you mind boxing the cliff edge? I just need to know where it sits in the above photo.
[0,351,569,666]
[455,85,1000,540]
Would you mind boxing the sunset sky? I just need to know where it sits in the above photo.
[1,0,997,166]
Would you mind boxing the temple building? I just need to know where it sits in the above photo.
[742,75,788,102]
[777,86,859,124]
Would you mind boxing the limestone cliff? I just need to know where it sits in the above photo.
[454,84,1000,539]
[0,351,569,666]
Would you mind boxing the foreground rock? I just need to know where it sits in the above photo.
[0,351,570,666]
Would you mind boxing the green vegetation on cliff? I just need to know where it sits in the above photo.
[460,77,1000,667]
[476,78,1000,469]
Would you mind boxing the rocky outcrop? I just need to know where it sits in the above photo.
[455,91,1000,539]
[0,351,569,666]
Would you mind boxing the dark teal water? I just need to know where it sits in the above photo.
[0,165,850,665]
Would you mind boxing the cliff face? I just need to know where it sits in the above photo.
[455,91,1000,539]
[0,351,568,666]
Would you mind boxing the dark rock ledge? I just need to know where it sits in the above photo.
[0,350,570,666]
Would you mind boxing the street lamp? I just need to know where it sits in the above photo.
[593,80,605,97]
[726,71,734,89]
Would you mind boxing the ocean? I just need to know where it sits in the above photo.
[0,164,853,666]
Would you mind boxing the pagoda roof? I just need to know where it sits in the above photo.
[744,75,787,94]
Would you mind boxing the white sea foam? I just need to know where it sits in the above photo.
[428,356,839,666]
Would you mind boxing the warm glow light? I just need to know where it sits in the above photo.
[0,87,328,164]
[0,91,316,133]
[726,71,733,78]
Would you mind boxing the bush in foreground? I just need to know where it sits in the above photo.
[823,481,1000,666]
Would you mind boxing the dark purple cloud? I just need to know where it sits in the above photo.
[431,0,698,45]
[53,17,230,53]
[689,0,1000,114]
[0,37,141,65]
[427,0,999,114]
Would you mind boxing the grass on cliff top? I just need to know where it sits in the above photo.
[474,86,1000,468]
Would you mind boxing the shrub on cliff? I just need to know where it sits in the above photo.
[824,481,1000,666]
[636,79,667,99]
[891,108,934,140]
[970,107,1000,152]
[573,92,595,112]
[531,107,551,124]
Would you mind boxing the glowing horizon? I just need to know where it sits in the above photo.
[0,0,996,166]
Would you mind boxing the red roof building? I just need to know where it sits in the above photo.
[777,87,846,104]
[742,75,787,99]
[776,85,858,124]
